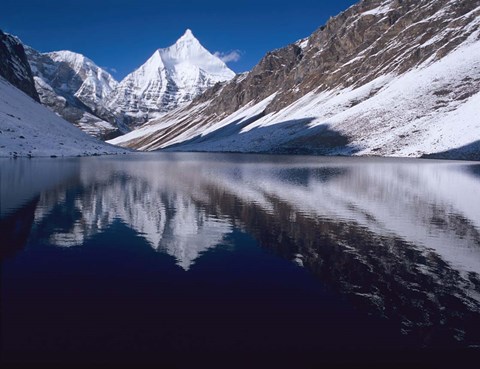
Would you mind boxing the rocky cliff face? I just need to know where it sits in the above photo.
[190,0,480,115]
[110,0,480,160]
[0,30,39,101]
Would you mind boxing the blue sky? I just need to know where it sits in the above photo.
[1,0,357,79]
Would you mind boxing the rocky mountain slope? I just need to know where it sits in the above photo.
[105,29,235,126]
[26,47,123,139]
[48,51,118,110]
[0,30,39,101]
[0,30,127,157]
[110,0,480,160]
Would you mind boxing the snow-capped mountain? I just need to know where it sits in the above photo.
[26,47,123,139]
[22,29,235,135]
[110,0,480,160]
[47,50,118,111]
[105,29,235,126]
[0,29,127,157]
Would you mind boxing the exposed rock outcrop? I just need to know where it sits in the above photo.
[0,30,39,101]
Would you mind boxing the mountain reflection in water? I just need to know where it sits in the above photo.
[1,153,480,366]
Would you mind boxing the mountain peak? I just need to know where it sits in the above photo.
[180,29,195,40]
[174,28,200,47]
[106,28,235,124]
[49,50,86,62]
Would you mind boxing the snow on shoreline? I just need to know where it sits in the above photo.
[0,77,129,157]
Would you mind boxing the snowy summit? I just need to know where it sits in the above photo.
[47,50,119,107]
[106,29,235,125]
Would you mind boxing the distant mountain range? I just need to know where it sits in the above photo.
[24,30,235,139]
[1,0,479,159]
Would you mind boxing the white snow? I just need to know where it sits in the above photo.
[362,2,391,16]
[296,38,309,49]
[106,29,235,121]
[108,94,277,149]
[77,112,118,137]
[47,50,118,104]
[0,77,127,157]
[24,46,121,137]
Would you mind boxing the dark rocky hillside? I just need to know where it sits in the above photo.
[0,30,39,101]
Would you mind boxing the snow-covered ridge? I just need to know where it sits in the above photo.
[105,29,235,126]
[26,46,122,139]
[1,28,127,157]
[47,50,118,106]
[113,34,480,158]
[159,29,235,79]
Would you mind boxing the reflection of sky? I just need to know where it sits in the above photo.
[0,158,79,218]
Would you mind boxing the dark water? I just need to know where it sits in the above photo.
[1,153,480,368]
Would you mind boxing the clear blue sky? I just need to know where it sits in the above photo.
[1,0,357,79]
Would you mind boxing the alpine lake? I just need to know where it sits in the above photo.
[1,153,480,368]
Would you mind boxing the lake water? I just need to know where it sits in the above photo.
[1,153,480,367]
